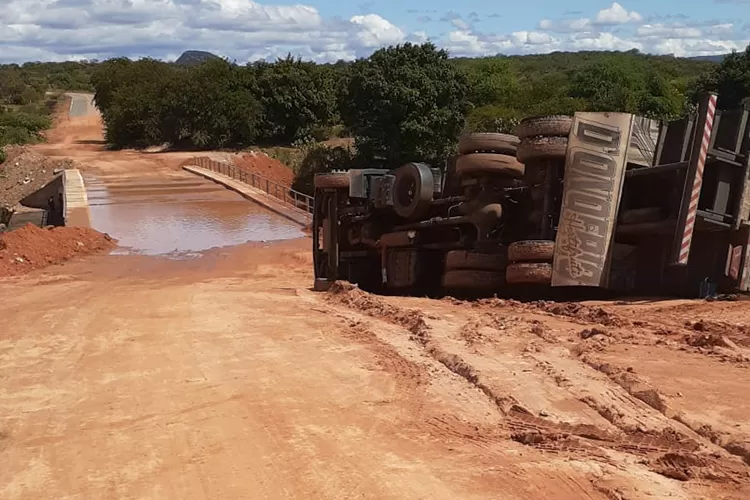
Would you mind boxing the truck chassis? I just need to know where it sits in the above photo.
[313,93,750,298]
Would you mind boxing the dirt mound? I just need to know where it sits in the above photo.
[0,224,116,277]
[686,333,740,350]
[687,319,750,346]
[233,151,295,188]
[651,452,746,482]
[531,300,626,326]
[327,281,429,340]
[0,145,77,210]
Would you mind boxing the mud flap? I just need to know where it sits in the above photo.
[551,113,635,287]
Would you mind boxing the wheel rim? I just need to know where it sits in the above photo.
[397,177,417,209]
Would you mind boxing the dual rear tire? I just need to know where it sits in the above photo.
[442,249,506,290]
[506,240,554,285]
[456,133,524,179]
[441,240,557,290]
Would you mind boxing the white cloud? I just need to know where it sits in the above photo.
[651,38,746,57]
[0,0,746,64]
[637,24,703,38]
[409,30,430,44]
[594,2,643,25]
[349,14,405,49]
[538,18,592,33]
[511,31,554,46]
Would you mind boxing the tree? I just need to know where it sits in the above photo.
[340,42,470,168]
[251,55,336,143]
[569,61,641,113]
[692,45,750,109]
[636,71,683,120]
[96,59,179,148]
[0,69,29,105]
[166,59,261,149]
[465,57,519,109]
[90,58,135,112]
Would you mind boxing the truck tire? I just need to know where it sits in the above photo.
[392,162,434,219]
[314,172,349,189]
[515,115,572,139]
[517,136,568,163]
[506,263,553,285]
[442,269,505,289]
[445,250,506,272]
[508,240,555,262]
[456,153,525,177]
[458,133,519,156]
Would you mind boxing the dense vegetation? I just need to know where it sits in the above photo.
[340,44,469,168]
[0,61,98,163]
[2,45,749,189]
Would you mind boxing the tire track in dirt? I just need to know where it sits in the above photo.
[300,290,507,450]
[513,302,750,481]
[321,283,750,488]
[580,353,750,468]
[546,306,750,469]
[470,296,750,471]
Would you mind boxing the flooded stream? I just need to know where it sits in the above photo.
[85,173,304,257]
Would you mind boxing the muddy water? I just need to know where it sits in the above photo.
[84,173,304,257]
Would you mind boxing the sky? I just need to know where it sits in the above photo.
[1,0,749,64]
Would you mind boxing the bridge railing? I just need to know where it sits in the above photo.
[190,157,313,215]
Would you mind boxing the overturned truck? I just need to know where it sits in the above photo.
[312,93,750,298]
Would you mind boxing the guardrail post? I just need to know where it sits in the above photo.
[670,92,718,266]
[191,159,314,217]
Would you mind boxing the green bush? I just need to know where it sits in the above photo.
[0,110,51,134]
[0,106,51,148]
[0,126,37,146]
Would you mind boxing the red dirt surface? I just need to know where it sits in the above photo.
[233,151,295,187]
[0,223,116,277]
[8,94,750,499]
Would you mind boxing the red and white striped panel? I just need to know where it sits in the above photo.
[677,93,718,265]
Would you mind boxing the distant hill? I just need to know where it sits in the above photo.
[687,54,728,63]
[171,49,726,67]
[174,50,221,66]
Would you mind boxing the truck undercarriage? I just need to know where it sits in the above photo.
[313,93,750,298]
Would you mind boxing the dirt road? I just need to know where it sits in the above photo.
[1,97,750,499]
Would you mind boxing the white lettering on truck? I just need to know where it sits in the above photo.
[552,114,634,287]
